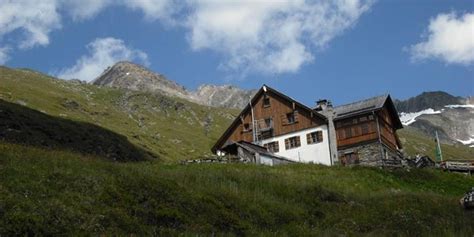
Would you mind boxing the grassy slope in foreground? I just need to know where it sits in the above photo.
[1,143,473,236]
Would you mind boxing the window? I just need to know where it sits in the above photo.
[340,152,359,166]
[264,118,272,128]
[286,112,295,124]
[345,127,352,138]
[263,95,271,107]
[243,123,251,132]
[264,141,279,152]
[361,123,369,135]
[284,136,301,150]
[368,114,374,120]
[307,131,323,144]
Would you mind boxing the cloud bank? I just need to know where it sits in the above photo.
[186,0,374,74]
[56,37,149,82]
[1,0,374,76]
[409,12,474,65]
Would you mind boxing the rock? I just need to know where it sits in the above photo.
[61,99,80,110]
[92,61,256,109]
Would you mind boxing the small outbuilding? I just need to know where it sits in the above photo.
[220,141,294,166]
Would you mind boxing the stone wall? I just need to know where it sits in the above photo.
[338,142,402,167]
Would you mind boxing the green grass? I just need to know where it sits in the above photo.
[399,127,474,160]
[1,143,473,236]
[0,66,238,162]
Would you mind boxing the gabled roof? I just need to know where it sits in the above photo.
[221,141,296,163]
[334,94,403,129]
[211,84,327,153]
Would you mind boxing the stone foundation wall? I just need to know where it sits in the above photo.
[338,142,402,167]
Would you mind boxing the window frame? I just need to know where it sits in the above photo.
[307,131,323,144]
[264,141,279,153]
[243,123,252,132]
[263,95,271,108]
[286,112,296,124]
[284,136,301,150]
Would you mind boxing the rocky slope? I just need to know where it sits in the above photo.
[93,61,256,109]
[395,92,474,147]
[193,84,256,108]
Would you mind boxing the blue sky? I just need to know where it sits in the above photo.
[1,0,473,106]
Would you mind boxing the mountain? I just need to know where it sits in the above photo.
[395,91,474,147]
[394,91,465,112]
[0,66,238,162]
[93,61,256,109]
[193,84,257,108]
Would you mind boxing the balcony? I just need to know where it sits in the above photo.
[254,118,273,132]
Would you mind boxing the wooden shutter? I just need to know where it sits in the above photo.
[281,114,288,125]
[306,133,311,144]
[296,136,301,147]
[293,110,299,123]
[284,138,290,150]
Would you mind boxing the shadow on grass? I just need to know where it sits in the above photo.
[0,99,153,161]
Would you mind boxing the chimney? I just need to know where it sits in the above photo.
[315,99,332,111]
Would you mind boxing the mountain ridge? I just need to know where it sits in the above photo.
[93,61,257,109]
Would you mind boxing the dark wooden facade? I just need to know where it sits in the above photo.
[335,100,402,152]
[333,95,403,166]
[212,85,327,153]
[335,113,378,148]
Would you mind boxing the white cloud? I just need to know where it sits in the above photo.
[186,0,374,74]
[124,0,181,22]
[0,0,374,76]
[0,0,174,61]
[0,0,61,49]
[62,0,179,22]
[62,0,112,21]
[56,37,149,82]
[409,12,474,65]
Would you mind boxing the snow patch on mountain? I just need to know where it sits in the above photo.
[445,104,474,109]
[458,137,474,146]
[399,108,443,125]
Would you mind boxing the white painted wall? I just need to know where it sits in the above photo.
[259,125,332,165]
[259,155,274,166]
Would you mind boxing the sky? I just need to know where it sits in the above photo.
[1,0,473,106]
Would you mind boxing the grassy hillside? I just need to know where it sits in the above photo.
[1,66,471,162]
[1,143,473,236]
[399,126,474,160]
[0,66,237,162]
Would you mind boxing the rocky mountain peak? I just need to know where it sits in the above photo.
[92,62,256,109]
[92,61,189,99]
[395,91,464,113]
